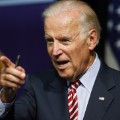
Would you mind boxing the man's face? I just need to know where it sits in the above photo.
[44,13,94,82]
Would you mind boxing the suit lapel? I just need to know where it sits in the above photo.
[46,76,69,120]
[83,63,115,120]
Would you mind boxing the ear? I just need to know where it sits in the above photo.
[87,29,98,50]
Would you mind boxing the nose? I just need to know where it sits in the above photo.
[52,40,62,56]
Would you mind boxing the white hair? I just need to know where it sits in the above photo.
[43,0,101,44]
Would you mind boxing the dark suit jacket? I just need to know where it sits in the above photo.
[3,61,120,120]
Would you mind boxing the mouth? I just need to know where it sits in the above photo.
[55,60,69,69]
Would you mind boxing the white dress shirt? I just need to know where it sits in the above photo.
[77,54,100,120]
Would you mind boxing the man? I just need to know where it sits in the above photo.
[0,1,120,120]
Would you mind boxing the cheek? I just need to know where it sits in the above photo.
[69,44,88,68]
[71,55,81,69]
[68,48,81,68]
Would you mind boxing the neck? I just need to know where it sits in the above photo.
[71,52,96,83]
[86,51,96,70]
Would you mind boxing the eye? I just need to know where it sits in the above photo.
[61,38,69,42]
[45,38,54,44]
[60,38,71,44]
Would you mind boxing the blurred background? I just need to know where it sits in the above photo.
[0,0,120,75]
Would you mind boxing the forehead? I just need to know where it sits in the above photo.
[44,11,80,35]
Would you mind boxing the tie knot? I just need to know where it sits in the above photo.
[70,80,81,90]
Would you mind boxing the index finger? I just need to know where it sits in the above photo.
[0,56,15,67]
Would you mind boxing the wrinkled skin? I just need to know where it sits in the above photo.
[44,11,97,82]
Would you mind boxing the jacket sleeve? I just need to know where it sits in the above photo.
[1,75,36,120]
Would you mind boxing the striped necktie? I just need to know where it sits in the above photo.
[68,80,81,120]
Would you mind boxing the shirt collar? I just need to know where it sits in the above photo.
[79,53,101,93]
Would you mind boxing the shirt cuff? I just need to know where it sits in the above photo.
[0,99,5,116]
[0,88,14,118]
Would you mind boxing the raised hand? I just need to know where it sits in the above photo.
[0,56,26,103]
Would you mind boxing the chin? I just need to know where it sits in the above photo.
[57,71,72,80]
